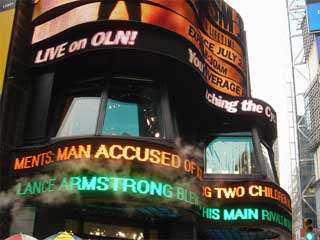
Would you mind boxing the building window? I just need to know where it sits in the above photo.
[205,135,258,174]
[57,95,100,137]
[103,98,140,136]
[65,219,145,240]
[55,78,165,139]
[102,82,162,138]
[83,222,144,239]
[260,143,275,181]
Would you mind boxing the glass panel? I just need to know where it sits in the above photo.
[103,99,139,136]
[261,143,275,181]
[83,222,144,240]
[205,136,258,174]
[56,96,100,137]
[102,81,162,138]
[65,219,80,235]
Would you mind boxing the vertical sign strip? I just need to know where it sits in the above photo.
[0,0,16,94]
[306,1,320,33]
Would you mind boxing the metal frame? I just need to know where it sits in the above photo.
[286,0,318,237]
[285,0,307,236]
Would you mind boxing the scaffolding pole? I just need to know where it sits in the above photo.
[285,0,307,238]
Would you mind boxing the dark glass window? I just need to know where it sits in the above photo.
[205,136,259,175]
[83,222,144,239]
[56,79,165,139]
[102,82,162,138]
[65,219,145,239]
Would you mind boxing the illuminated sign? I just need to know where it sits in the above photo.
[11,135,292,234]
[191,27,245,72]
[205,67,243,96]
[32,0,198,26]
[0,0,15,95]
[202,182,291,211]
[14,174,292,232]
[202,207,292,232]
[187,25,246,96]
[198,0,245,41]
[306,2,320,33]
[30,22,204,72]
[201,17,243,55]
[30,0,247,97]
[34,30,139,64]
[203,42,244,83]
[202,207,259,221]
[16,175,201,208]
[31,1,200,49]
[0,0,15,11]
[13,138,203,181]
[31,24,246,97]
[205,88,277,124]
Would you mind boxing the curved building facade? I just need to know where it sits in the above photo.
[0,0,292,239]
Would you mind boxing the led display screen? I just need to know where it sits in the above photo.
[30,21,277,132]
[202,181,291,211]
[12,137,203,181]
[202,17,243,56]
[15,169,292,232]
[28,0,277,161]
[16,175,292,232]
[201,180,292,233]
[204,0,244,38]
[32,0,198,25]
[31,0,246,97]
[16,175,201,209]
[202,206,292,232]
[11,136,292,233]
[306,1,320,33]
[15,173,292,232]
[205,88,276,124]
[31,1,199,47]
[3,0,291,234]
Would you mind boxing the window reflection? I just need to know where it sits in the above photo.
[103,99,139,136]
[56,96,100,137]
[261,143,275,181]
[65,220,144,240]
[205,136,258,174]
[56,79,163,139]
[102,82,162,138]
